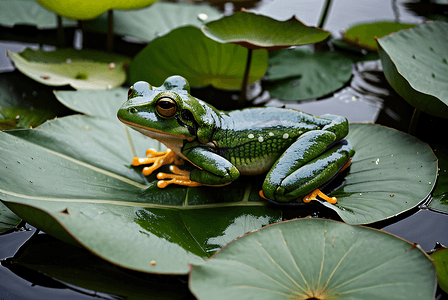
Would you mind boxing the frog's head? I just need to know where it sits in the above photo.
[117,76,219,145]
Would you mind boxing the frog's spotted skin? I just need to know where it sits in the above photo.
[117,76,355,204]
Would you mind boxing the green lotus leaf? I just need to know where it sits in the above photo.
[53,90,437,225]
[323,123,437,225]
[430,248,448,293]
[189,218,436,300]
[377,21,448,118]
[341,21,415,51]
[35,0,158,20]
[428,145,448,213]
[8,48,130,90]
[85,2,222,43]
[13,235,190,299]
[201,11,330,50]
[129,26,268,90]
[0,113,281,274]
[0,202,20,233]
[0,0,77,29]
[264,46,354,101]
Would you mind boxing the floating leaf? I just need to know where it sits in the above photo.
[264,46,354,101]
[0,0,77,29]
[0,109,281,273]
[129,26,268,90]
[429,145,448,213]
[378,21,448,118]
[0,70,72,130]
[431,248,448,293]
[13,235,190,299]
[0,202,20,233]
[190,218,436,300]
[85,2,222,43]
[35,0,158,20]
[341,21,415,51]
[201,11,330,50]
[323,123,437,225]
[8,48,130,90]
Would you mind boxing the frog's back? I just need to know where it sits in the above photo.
[214,107,331,175]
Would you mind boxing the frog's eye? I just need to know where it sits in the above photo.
[128,86,133,98]
[156,97,177,118]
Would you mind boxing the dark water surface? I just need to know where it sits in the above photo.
[1,0,447,299]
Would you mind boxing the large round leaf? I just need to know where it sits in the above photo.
[8,48,130,90]
[0,0,77,29]
[129,26,268,90]
[322,123,437,225]
[0,112,281,274]
[429,145,448,213]
[201,11,330,50]
[35,0,158,20]
[341,21,415,51]
[189,218,436,300]
[377,21,448,118]
[264,46,354,101]
[0,202,20,233]
[431,248,448,293]
[85,2,222,43]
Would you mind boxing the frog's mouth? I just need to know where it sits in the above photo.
[118,117,195,145]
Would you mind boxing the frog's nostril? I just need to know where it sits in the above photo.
[129,107,138,114]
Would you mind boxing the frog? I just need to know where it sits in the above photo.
[117,75,355,204]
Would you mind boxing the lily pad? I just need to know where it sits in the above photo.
[189,218,436,300]
[201,11,330,50]
[0,0,77,29]
[429,145,448,213]
[324,123,437,225]
[8,48,130,90]
[377,21,448,118]
[0,111,281,274]
[0,202,21,233]
[430,247,448,293]
[85,2,222,43]
[35,0,158,20]
[264,46,355,101]
[129,26,268,90]
[13,235,190,299]
[341,21,415,51]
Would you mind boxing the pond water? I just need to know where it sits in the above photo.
[1,0,447,299]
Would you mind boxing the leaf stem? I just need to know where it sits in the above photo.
[57,15,65,47]
[317,0,333,28]
[239,48,253,106]
[107,10,114,52]
[408,107,420,135]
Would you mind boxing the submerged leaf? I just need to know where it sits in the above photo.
[129,26,268,90]
[429,145,448,213]
[201,11,330,50]
[8,48,130,90]
[264,46,354,101]
[341,21,415,51]
[190,218,436,300]
[378,21,448,118]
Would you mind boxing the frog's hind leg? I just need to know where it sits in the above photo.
[132,148,183,176]
[262,136,355,205]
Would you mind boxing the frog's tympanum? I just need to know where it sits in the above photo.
[117,76,355,204]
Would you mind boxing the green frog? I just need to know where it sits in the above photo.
[117,76,355,204]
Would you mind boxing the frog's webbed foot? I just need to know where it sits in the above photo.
[156,165,203,188]
[302,189,337,204]
[132,148,183,176]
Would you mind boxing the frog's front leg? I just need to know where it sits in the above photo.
[261,130,355,204]
[156,143,240,188]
